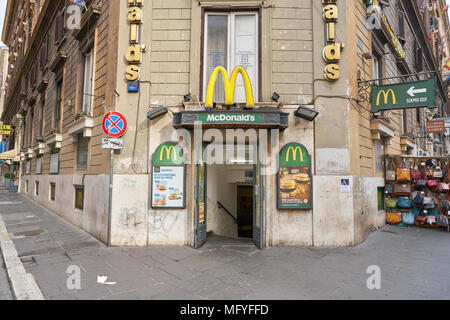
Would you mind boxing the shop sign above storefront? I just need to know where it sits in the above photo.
[426,120,446,133]
[370,78,436,112]
[173,110,289,129]
[278,143,312,210]
[0,125,11,135]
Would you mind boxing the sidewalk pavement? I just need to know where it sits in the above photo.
[0,190,449,300]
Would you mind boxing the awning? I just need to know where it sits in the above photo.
[0,149,19,160]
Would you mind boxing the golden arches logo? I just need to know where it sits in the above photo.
[205,66,254,108]
[376,89,396,106]
[286,146,304,162]
[160,145,177,161]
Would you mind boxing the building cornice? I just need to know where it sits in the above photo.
[1,0,64,122]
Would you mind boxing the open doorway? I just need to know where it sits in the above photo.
[194,142,264,248]
[206,163,254,239]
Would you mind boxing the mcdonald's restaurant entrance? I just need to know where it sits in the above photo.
[194,142,264,249]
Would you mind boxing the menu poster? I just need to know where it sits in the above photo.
[278,166,312,209]
[152,166,185,208]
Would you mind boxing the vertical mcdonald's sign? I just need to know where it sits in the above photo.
[278,143,312,210]
[205,66,254,108]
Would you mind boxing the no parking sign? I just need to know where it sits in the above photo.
[102,112,127,138]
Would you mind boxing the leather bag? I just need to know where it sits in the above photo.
[426,179,437,188]
[386,159,396,181]
[396,167,411,182]
[385,183,394,194]
[394,182,412,195]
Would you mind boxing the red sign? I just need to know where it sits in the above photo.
[426,120,445,133]
[102,112,127,138]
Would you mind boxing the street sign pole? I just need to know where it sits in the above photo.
[107,148,114,247]
[102,111,127,248]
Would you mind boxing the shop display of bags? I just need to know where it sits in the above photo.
[384,156,449,230]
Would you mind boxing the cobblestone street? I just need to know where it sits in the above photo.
[0,191,449,300]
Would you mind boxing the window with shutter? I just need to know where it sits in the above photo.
[82,48,94,115]
[398,11,406,45]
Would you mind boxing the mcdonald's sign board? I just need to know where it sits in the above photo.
[278,143,312,210]
[370,78,436,112]
[152,142,185,209]
[205,66,254,108]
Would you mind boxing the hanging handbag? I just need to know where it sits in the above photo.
[385,198,398,208]
[394,182,412,195]
[426,179,437,188]
[402,211,415,225]
[398,196,412,208]
[433,162,443,178]
[385,183,394,194]
[386,209,402,224]
[426,215,436,224]
[386,159,396,181]
[396,160,411,181]
[416,216,427,224]
[423,197,435,209]
[412,193,424,206]
[411,160,420,180]
[438,183,450,191]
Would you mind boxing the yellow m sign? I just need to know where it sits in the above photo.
[160,145,177,161]
[286,146,304,162]
[376,89,396,106]
[205,66,254,108]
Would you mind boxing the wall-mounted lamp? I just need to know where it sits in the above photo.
[147,106,168,120]
[362,52,372,60]
[184,93,192,102]
[271,92,280,102]
[294,105,319,121]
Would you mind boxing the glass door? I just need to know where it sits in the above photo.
[195,144,207,248]
[253,143,264,249]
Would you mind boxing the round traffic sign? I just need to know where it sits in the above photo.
[102,112,127,138]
